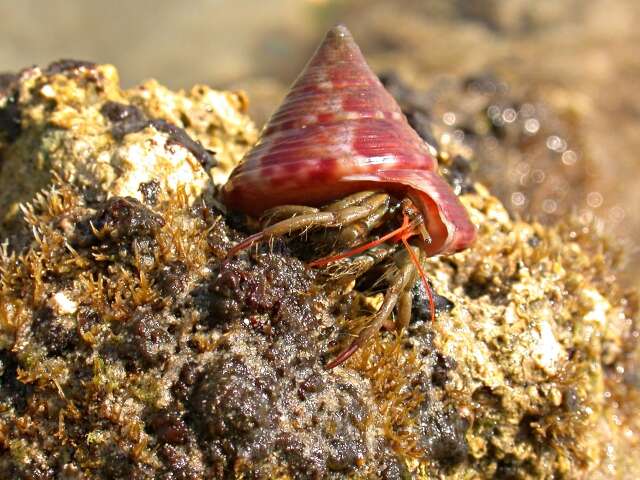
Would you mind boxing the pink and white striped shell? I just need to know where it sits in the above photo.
[222,25,476,256]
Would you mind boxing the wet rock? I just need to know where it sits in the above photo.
[494,454,521,480]
[172,361,201,403]
[0,59,637,479]
[101,101,216,169]
[138,180,161,205]
[0,72,20,95]
[411,280,455,323]
[561,387,580,412]
[74,196,165,249]
[0,72,21,144]
[155,261,189,301]
[463,73,507,95]
[417,402,469,467]
[149,410,191,445]
[99,445,140,479]
[208,253,320,349]
[444,155,475,195]
[150,119,217,170]
[120,309,176,369]
[158,445,204,480]
[405,110,440,152]
[43,59,97,76]
[76,306,102,338]
[191,358,276,449]
[0,351,32,414]
[0,61,255,241]
[100,100,146,126]
[32,306,77,356]
[378,455,411,480]
[431,353,456,388]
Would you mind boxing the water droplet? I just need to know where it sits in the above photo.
[511,192,526,207]
[546,135,567,152]
[561,150,578,166]
[502,108,517,123]
[524,118,540,134]
[443,112,456,126]
[586,191,603,208]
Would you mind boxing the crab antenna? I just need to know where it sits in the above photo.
[225,231,266,259]
[309,214,416,268]
[400,236,435,324]
[325,340,362,370]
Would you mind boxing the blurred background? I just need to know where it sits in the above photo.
[1,0,639,280]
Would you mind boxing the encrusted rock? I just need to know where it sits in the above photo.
[0,60,257,241]
[0,61,637,479]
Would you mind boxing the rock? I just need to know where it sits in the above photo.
[0,60,257,242]
[0,61,637,479]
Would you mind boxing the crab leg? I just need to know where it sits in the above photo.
[326,246,418,369]
[226,193,389,258]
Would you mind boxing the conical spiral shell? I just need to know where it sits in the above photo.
[222,25,475,255]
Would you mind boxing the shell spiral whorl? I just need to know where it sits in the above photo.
[222,24,476,256]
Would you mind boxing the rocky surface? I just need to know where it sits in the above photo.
[0,62,637,479]
[0,60,257,243]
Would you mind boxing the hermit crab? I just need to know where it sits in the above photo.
[222,25,476,368]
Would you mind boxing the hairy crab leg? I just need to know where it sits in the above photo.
[337,200,390,246]
[400,236,435,325]
[226,194,389,259]
[321,243,399,280]
[261,205,320,226]
[325,246,418,369]
[324,191,381,211]
[395,287,414,332]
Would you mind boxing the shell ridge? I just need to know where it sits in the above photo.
[223,24,476,256]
